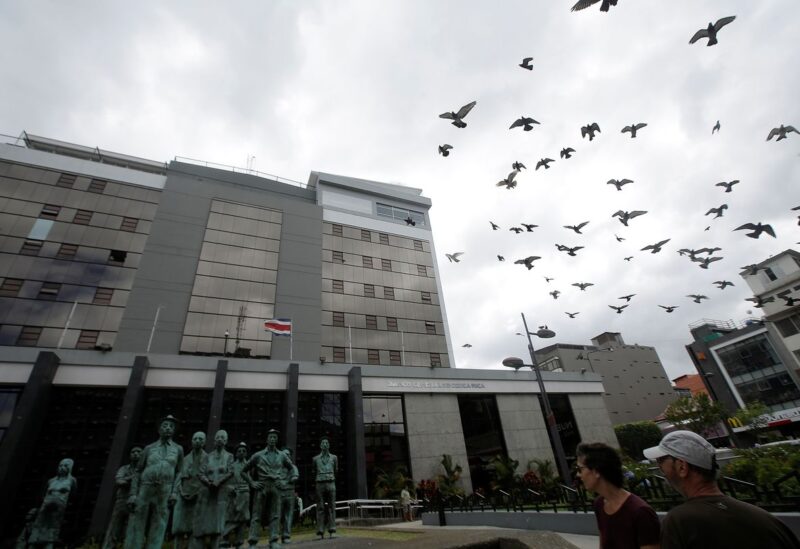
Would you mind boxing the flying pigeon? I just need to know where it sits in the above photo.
[697,256,723,269]
[556,244,584,256]
[446,252,464,263]
[613,210,648,226]
[746,296,775,309]
[641,239,671,254]
[618,294,636,302]
[607,179,633,191]
[623,256,633,261]
[462,343,472,348]
[571,0,619,12]
[713,280,734,289]
[734,222,776,239]
[496,170,519,190]
[621,123,647,138]
[581,123,601,141]
[740,264,762,276]
[497,255,505,262]
[565,312,580,318]
[512,161,526,171]
[712,120,721,134]
[767,125,799,141]
[509,227,524,234]
[715,180,739,192]
[404,216,416,226]
[510,117,540,131]
[544,276,554,283]
[438,144,453,157]
[609,304,628,314]
[689,16,736,46]
[521,223,538,232]
[614,234,625,242]
[439,100,477,128]
[519,57,534,70]
[687,294,708,303]
[536,158,555,170]
[550,290,561,299]
[659,305,678,313]
[560,147,576,159]
[572,282,594,291]
[514,256,541,270]
[705,204,728,219]
[490,221,500,230]
[781,296,800,306]
[564,221,590,234]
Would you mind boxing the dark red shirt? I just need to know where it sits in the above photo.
[593,493,660,549]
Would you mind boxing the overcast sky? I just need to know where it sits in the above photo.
[1,1,798,379]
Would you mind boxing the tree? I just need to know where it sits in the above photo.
[664,393,726,435]
[614,421,663,460]
[487,454,520,493]
[436,454,465,498]
[373,465,413,498]
[733,401,769,436]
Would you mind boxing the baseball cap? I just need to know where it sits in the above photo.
[643,430,715,470]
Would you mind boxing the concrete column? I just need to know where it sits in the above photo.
[205,359,228,449]
[283,363,299,454]
[346,367,367,498]
[88,355,149,539]
[0,351,60,537]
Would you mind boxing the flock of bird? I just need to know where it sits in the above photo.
[433,9,798,338]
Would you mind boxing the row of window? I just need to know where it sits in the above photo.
[331,224,425,251]
[331,312,437,334]
[13,325,101,348]
[331,346,441,367]
[0,279,115,304]
[38,203,140,231]
[18,240,128,264]
[56,173,107,194]
[776,313,800,338]
[330,279,432,302]
[330,251,428,276]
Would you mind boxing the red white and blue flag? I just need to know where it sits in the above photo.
[264,318,292,336]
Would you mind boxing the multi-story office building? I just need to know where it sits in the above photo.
[0,133,617,545]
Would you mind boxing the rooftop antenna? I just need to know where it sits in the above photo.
[246,155,256,174]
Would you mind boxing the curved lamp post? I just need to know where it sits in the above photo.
[576,347,614,373]
[503,313,572,487]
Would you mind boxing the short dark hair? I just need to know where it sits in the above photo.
[576,442,624,488]
[688,456,718,482]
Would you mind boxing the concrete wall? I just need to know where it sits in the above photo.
[569,393,618,447]
[404,393,472,491]
[496,394,555,467]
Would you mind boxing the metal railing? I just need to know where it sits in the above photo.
[173,155,306,188]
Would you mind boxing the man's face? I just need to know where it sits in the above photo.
[192,432,206,449]
[320,439,330,451]
[57,460,70,476]
[236,447,247,460]
[159,420,176,438]
[657,455,684,495]
[215,430,228,448]
[130,447,142,463]
[267,433,278,447]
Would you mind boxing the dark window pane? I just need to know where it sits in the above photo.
[386,317,398,331]
[120,217,138,232]
[332,251,344,263]
[20,240,43,256]
[57,243,78,259]
[417,265,427,276]
[362,256,373,268]
[430,353,441,367]
[389,350,401,366]
[108,250,127,264]
[93,287,114,305]
[361,229,371,241]
[776,316,799,338]
[76,330,99,349]
[38,282,60,300]
[457,395,507,493]
[381,259,391,271]
[421,291,431,303]
[40,204,60,219]
[333,347,346,362]
[413,240,423,252]
[364,284,374,298]
[332,280,344,294]
[379,233,389,245]
[368,349,380,364]
[366,315,377,330]
[56,173,76,188]
[87,179,107,194]
[17,326,42,346]
[332,224,343,236]
[332,312,345,327]
[425,322,436,335]
[384,287,394,300]
[0,278,24,297]
[73,210,93,225]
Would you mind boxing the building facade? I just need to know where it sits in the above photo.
[0,134,617,544]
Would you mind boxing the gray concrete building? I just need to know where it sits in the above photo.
[0,133,616,545]
[536,332,678,425]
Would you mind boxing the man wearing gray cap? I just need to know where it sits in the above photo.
[644,430,799,549]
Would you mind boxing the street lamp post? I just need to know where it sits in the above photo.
[224,331,229,357]
[504,312,573,487]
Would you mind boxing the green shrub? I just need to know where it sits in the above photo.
[614,421,663,460]
[723,446,800,496]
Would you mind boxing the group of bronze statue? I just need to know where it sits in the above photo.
[19,415,339,549]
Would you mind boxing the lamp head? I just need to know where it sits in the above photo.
[502,357,525,372]
[536,327,556,339]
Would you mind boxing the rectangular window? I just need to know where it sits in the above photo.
[0,278,24,297]
[425,321,436,335]
[76,330,99,349]
[417,264,427,276]
[421,291,431,303]
[366,315,377,329]
[332,312,345,327]
[56,243,78,260]
[38,282,60,300]
[764,267,778,282]
[776,315,800,338]
[368,349,380,365]
[87,179,107,194]
[20,240,43,256]
[361,229,371,241]
[93,287,114,305]
[376,203,426,227]
[332,279,344,294]
[28,219,54,240]
[17,326,42,347]
[332,224,343,236]
[56,173,76,188]
[381,259,392,271]
[364,284,375,298]
[40,204,60,219]
[430,353,442,367]
[120,217,139,232]
[413,240,423,252]
[389,350,402,366]
[386,317,398,331]
[362,256,373,268]
[108,249,127,264]
[379,233,389,245]
[73,210,93,225]
[333,347,346,362]
[384,287,395,300]
[332,251,344,263]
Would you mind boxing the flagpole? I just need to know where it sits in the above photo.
[57,301,78,349]
[400,330,405,366]
[147,305,163,353]
[290,331,293,361]
[347,325,352,364]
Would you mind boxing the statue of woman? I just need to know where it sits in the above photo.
[27,458,77,548]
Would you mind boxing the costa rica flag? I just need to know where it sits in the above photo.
[264,318,292,336]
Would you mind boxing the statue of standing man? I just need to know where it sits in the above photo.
[27,458,77,548]
[125,415,184,549]
[224,443,253,549]
[172,431,208,549]
[195,429,233,548]
[312,436,338,539]
[243,429,298,549]
[102,446,142,549]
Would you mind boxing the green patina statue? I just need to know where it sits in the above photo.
[27,458,77,548]
[224,442,253,549]
[312,437,338,539]
[172,431,208,548]
[102,446,142,549]
[278,448,297,544]
[195,429,234,548]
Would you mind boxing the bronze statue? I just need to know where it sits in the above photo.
[243,429,298,549]
[312,437,338,539]
[28,458,77,548]
[172,431,208,549]
[195,430,233,548]
[224,443,253,549]
[102,446,142,549]
[278,448,297,544]
[125,415,184,549]
[15,508,38,549]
